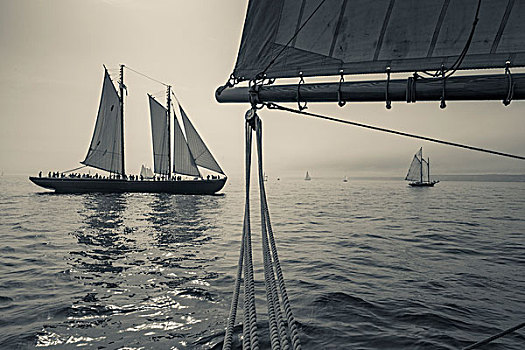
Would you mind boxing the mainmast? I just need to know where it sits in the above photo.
[427,157,430,183]
[167,85,172,178]
[119,64,126,178]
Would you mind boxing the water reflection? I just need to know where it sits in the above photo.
[147,194,219,246]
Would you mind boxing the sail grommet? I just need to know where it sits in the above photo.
[337,70,346,107]
[385,67,391,109]
[297,72,308,111]
[503,60,514,106]
[440,64,447,109]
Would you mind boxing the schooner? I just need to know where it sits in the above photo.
[30,65,226,194]
[405,147,439,187]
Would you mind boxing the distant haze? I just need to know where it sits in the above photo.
[1,0,524,178]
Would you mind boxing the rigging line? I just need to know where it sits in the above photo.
[125,66,169,87]
[61,165,87,174]
[463,321,525,350]
[259,0,328,78]
[266,103,525,161]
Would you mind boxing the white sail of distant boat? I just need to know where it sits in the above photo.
[305,171,311,181]
[405,147,439,187]
[82,70,123,174]
[140,165,154,179]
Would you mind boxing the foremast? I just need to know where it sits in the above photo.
[167,85,172,179]
[119,64,126,178]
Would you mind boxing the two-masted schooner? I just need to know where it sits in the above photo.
[405,147,439,187]
[30,65,226,194]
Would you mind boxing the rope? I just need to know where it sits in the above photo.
[255,118,286,350]
[266,103,525,161]
[61,165,87,174]
[125,66,169,87]
[255,117,301,350]
[223,110,301,349]
[463,322,525,349]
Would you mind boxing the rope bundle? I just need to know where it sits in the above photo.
[223,111,301,350]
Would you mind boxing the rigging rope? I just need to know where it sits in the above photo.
[223,110,301,350]
[61,165,87,174]
[463,321,525,349]
[125,66,169,87]
[265,103,525,161]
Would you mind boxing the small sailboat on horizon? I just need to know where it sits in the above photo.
[405,147,439,187]
[343,176,348,182]
[304,171,311,181]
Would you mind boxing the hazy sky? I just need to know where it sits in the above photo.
[1,0,524,178]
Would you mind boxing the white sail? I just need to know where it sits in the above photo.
[405,148,423,182]
[148,95,170,175]
[173,113,200,177]
[305,171,311,180]
[179,105,224,174]
[82,69,123,174]
[140,165,154,179]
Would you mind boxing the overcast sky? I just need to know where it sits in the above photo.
[1,0,524,178]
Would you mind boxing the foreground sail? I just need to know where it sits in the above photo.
[405,147,438,187]
[233,0,525,81]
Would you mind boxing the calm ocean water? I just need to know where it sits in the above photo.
[0,175,524,349]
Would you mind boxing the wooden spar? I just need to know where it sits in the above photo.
[119,64,126,177]
[215,73,524,104]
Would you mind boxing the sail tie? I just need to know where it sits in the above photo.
[223,109,301,350]
[265,102,525,161]
[297,73,308,111]
[503,60,514,106]
[337,70,346,107]
[385,67,392,109]
[440,65,447,109]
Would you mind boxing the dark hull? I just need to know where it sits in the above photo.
[29,177,226,195]
[408,181,439,187]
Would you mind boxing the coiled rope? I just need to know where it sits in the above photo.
[223,110,301,350]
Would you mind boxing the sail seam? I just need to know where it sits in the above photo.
[373,0,396,61]
[328,0,349,58]
[490,0,515,54]
[427,0,450,58]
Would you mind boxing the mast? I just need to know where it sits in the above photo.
[167,85,172,179]
[420,148,423,184]
[119,64,126,178]
[427,157,430,183]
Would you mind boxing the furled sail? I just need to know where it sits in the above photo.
[179,106,224,174]
[148,95,170,175]
[173,113,200,177]
[82,69,123,174]
[234,0,525,81]
[405,148,423,182]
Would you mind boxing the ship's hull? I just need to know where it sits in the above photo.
[408,181,439,187]
[29,177,226,195]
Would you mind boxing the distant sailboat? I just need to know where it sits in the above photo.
[140,165,154,179]
[29,66,226,194]
[405,148,439,187]
[305,171,311,181]
[343,176,348,182]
